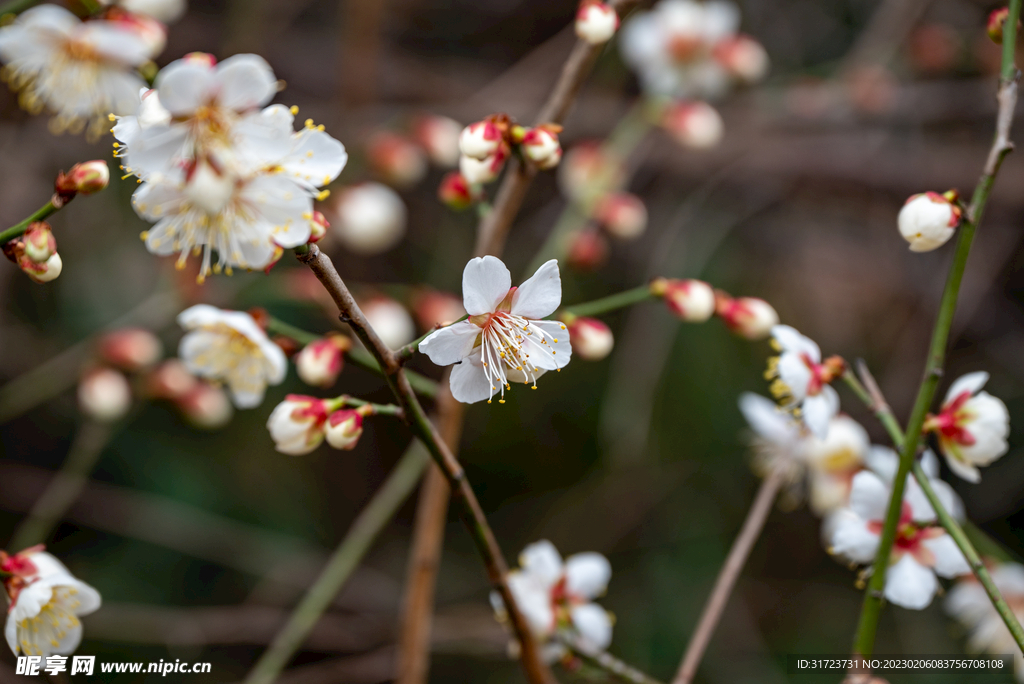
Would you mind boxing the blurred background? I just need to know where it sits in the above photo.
[1,0,1024,682]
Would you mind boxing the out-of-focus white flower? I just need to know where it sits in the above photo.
[653,278,715,322]
[924,372,1010,483]
[829,469,970,609]
[419,257,570,404]
[491,540,613,658]
[575,1,619,44]
[594,193,647,239]
[459,120,504,160]
[803,415,869,515]
[947,562,1024,678]
[360,296,416,350]
[0,5,155,139]
[295,335,350,388]
[898,191,961,252]
[2,548,102,658]
[661,101,724,149]
[715,293,778,340]
[266,395,330,455]
[864,446,965,523]
[177,305,287,408]
[330,182,407,255]
[103,0,188,24]
[325,409,364,450]
[413,114,462,167]
[766,325,844,439]
[78,368,131,421]
[520,125,562,170]
[714,35,770,83]
[565,317,614,361]
[366,131,428,189]
[739,392,809,503]
[98,328,163,371]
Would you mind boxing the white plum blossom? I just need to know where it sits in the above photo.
[419,257,571,404]
[177,305,287,408]
[946,562,1024,679]
[766,325,843,439]
[898,192,961,253]
[864,446,966,523]
[803,414,870,515]
[492,540,613,658]
[101,0,188,24]
[829,468,970,610]
[2,548,101,658]
[459,120,503,160]
[0,5,157,139]
[924,372,1010,483]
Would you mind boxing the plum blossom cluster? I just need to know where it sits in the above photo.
[492,541,613,660]
[267,395,379,455]
[78,326,232,428]
[947,561,1024,681]
[651,277,779,339]
[2,547,101,659]
[113,53,348,281]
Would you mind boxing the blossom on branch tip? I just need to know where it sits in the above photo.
[492,540,613,658]
[330,182,407,255]
[575,1,619,45]
[594,193,647,239]
[459,120,504,160]
[177,305,287,409]
[325,409,365,450]
[77,367,131,422]
[309,211,329,243]
[714,293,778,339]
[565,316,614,361]
[295,335,351,388]
[21,223,56,264]
[661,101,724,149]
[2,548,101,658]
[651,278,715,322]
[266,396,329,455]
[419,257,571,404]
[828,469,970,609]
[4,229,63,283]
[54,161,110,201]
[98,328,163,371]
[924,371,1010,483]
[0,5,156,139]
[897,191,961,252]
[765,325,843,439]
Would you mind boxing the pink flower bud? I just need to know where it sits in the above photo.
[309,211,329,243]
[98,328,163,371]
[653,278,716,322]
[566,228,609,271]
[521,125,563,169]
[412,290,466,330]
[22,222,55,264]
[662,102,724,149]
[366,131,428,189]
[594,192,647,239]
[459,146,508,184]
[295,336,350,388]
[266,395,330,455]
[898,191,961,252]
[360,296,416,349]
[330,182,407,255]
[178,383,233,429]
[20,252,62,283]
[567,317,614,360]
[459,120,504,160]
[575,1,619,44]
[413,114,463,167]
[78,368,132,422]
[183,52,217,67]
[715,293,779,340]
[326,409,364,450]
[55,160,110,199]
[714,35,770,83]
[147,359,199,400]
[988,8,1013,44]
[438,171,476,210]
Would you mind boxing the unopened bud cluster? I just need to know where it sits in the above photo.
[650,278,779,339]
[2,222,62,283]
[266,395,375,455]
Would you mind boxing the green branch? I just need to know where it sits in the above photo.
[0,200,59,245]
[559,284,655,319]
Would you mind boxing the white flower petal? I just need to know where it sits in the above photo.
[419,321,480,366]
[884,554,937,609]
[508,572,554,639]
[529,320,572,371]
[569,603,613,651]
[943,449,982,483]
[154,58,216,116]
[771,325,821,361]
[865,445,899,482]
[802,386,839,439]
[945,371,989,404]
[830,508,879,563]
[519,540,564,586]
[923,534,971,578]
[214,54,277,111]
[448,353,496,404]
[565,553,611,599]
[461,256,511,316]
[739,393,799,444]
[511,259,562,319]
[849,470,890,521]
[281,128,349,186]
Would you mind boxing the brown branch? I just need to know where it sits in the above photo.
[296,244,556,684]
[672,469,785,684]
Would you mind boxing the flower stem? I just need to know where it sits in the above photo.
[910,460,1024,653]
[243,442,431,684]
[842,366,904,447]
[0,200,59,245]
[333,395,404,417]
[559,284,655,319]
[851,0,1020,657]
[672,468,784,684]
[560,635,667,684]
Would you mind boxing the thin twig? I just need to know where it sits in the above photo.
[292,243,556,684]
[851,0,1021,657]
[672,468,785,684]
[561,634,667,684]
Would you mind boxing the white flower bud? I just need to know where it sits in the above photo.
[331,182,407,255]
[295,337,347,388]
[567,317,614,360]
[459,150,507,184]
[575,1,619,44]
[178,383,233,429]
[266,395,328,455]
[594,193,647,239]
[655,278,715,322]
[99,328,163,371]
[898,192,960,252]
[325,409,364,450]
[521,126,562,169]
[459,120,503,160]
[78,368,132,422]
[716,294,778,340]
[662,101,723,149]
[361,296,416,349]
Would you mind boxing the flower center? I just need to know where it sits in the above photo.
[476,307,558,404]
[16,587,82,657]
[924,391,976,446]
